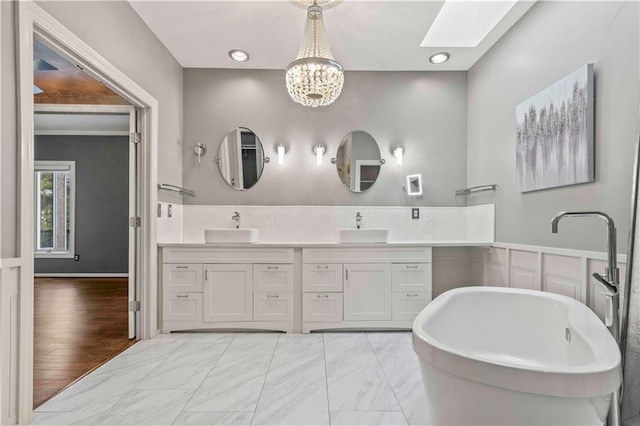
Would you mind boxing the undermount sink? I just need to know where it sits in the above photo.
[338,228,389,244]
[204,228,259,244]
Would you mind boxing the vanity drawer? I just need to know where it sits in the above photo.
[303,293,343,322]
[303,264,343,292]
[164,292,203,322]
[253,292,294,322]
[391,263,432,292]
[392,291,431,321]
[163,264,203,292]
[253,264,294,293]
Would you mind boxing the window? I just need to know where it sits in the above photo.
[35,161,75,258]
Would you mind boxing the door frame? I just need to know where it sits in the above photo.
[16,2,160,423]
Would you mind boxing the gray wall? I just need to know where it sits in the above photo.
[0,0,184,258]
[183,69,468,207]
[34,136,129,274]
[467,1,639,254]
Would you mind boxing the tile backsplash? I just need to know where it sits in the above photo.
[158,204,494,243]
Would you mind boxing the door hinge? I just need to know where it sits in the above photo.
[129,217,141,228]
[129,300,141,312]
[130,132,141,144]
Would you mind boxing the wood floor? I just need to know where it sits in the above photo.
[34,277,135,408]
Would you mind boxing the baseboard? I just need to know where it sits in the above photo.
[34,273,128,278]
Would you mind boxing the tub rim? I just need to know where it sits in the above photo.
[412,286,621,398]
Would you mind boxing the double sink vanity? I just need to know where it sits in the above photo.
[160,227,440,333]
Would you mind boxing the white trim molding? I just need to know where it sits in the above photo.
[16,2,160,423]
[34,273,129,278]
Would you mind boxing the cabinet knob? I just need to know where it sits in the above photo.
[177,294,189,299]
[267,294,280,299]
[176,265,189,269]
[267,266,279,270]
[406,265,419,269]
[407,293,419,297]
[317,265,329,269]
[317,294,329,299]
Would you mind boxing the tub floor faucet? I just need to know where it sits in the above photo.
[232,211,240,229]
[551,211,620,426]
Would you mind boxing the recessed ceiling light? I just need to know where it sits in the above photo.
[429,52,450,64]
[229,50,249,62]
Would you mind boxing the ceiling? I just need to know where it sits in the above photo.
[34,40,128,105]
[128,0,536,71]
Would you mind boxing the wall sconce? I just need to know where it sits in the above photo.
[194,143,207,164]
[406,174,423,196]
[277,144,287,165]
[314,145,325,166]
[393,146,403,166]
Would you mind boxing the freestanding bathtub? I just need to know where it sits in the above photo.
[412,287,621,425]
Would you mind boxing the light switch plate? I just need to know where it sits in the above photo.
[412,208,419,219]
[157,203,162,218]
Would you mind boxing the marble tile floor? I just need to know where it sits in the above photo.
[30,331,432,426]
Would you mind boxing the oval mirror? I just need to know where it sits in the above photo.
[216,127,267,190]
[334,130,383,192]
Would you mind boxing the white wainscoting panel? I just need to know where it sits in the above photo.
[432,248,468,298]
[0,259,21,425]
[487,247,509,287]
[542,253,583,302]
[468,247,487,286]
[482,243,626,321]
[509,250,539,291]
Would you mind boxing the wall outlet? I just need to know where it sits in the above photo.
[74,254,80,261]
[412,208,420,219]
[168,204,173,218]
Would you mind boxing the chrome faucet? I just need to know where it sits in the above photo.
[232,211,240,229]
[356,212,363,229]
[551,211,621,426]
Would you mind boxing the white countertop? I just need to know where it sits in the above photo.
[158,241,493,248]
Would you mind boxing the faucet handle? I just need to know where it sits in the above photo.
[592,272,618,295]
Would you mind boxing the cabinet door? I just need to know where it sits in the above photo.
[203,264,253,322]
[343,263,392,321]
[303,264,343,292]
[164,292,203,322]
[253,265,294,293]
[163,264,203,292]
[392,263,432,292]
[253,292,293,322]
[303,293,343,322]
[392,292,431,321]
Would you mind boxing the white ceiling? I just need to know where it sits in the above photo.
[128,0,536,71]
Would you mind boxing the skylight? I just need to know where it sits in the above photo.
[421,0,518,48]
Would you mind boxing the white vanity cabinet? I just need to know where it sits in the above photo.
[302,246,432,332]
[161,247,294,333]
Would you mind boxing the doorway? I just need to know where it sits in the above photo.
[15,2,160,423]
[31,40,140,407]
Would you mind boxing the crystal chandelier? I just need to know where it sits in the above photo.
[285,1,344,108]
